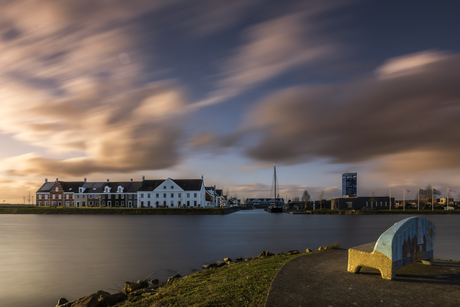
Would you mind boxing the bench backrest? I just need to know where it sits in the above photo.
[374,217,436,261]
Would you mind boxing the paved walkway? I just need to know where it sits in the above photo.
[266,249,460,307]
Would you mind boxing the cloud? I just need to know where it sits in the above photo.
[191,1,346,109]
[223,51,460,173]
[0,1,195,177]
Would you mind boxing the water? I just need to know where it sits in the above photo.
[0,210,459,307]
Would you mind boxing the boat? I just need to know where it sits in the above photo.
[267,164,284,213]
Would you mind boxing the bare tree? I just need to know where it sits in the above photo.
[318,190,324,209]
[369,192,376,209]
[301,190,311,209]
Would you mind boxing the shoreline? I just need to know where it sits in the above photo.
[0,207,241,215]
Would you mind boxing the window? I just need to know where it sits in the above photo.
[164,186,166,189]
[82,201,86,206]
[39,195,42,200]
[52,195,55,199]
[141,193,144,198]
[187,193,190,198]
[171,201,174,206]
[39,202,42,206]
[129,194,132,199]
[194,193,197,198]
[56,187,58,192]
[148,201,151,207]
[77,201,80,207]
[178,193,181,198]
[102,201,106,206]
[66,194,69,199]
[45,195,48,199]
[163,193,166,198]
[128,201,132,207]
[171,186,174,189]
[115,201,119,207]
[76,195,79,199]
[58,195,62,199]
[108,194,111,199]
[163,201,166,206]
[156,193,159,198]
[115,194,119,199]
[89,201,93,206]
[171,193,174,198]
[194,201,197,206]
[148,194,151,198]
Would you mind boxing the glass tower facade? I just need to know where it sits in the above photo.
[342,173,357,197]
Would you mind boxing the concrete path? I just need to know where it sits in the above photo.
[266,249,460,307]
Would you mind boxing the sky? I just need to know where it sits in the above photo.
[1,0,460,204]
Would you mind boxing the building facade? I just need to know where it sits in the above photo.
[342,173,357,197]
[36,177,210,208]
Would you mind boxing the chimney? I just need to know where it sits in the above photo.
[56,178,58,182]
[201,175,204,181]
[84,178,87,183]
[45,178,48,183]
[130,178,133,182]
[142,175,145,181]
[107,179,109,183]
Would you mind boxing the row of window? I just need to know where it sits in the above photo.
[140,200,198,207]
[140,192,197,198]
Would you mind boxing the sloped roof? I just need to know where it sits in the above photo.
[173,179,203,191]
[36,182,55,192]
[60,182,84,192]
[138,180,164,191]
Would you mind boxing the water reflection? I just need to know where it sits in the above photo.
[0,211,458,307]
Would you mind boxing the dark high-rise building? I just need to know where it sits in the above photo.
[342,173,357,197]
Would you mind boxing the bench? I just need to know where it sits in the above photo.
[347,216,436,280]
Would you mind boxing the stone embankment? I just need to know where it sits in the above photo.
[55,246,328,307]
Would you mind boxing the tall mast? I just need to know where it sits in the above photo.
[274,164,277,206]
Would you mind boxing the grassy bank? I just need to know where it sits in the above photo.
[0,207,239,215]
[114,247,338,307]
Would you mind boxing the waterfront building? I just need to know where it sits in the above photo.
[245,198,285,207]
[36,176,210,208]
[342,173,357,197]
[330,196,394,210]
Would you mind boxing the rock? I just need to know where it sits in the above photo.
[258,251,266,258]
[223,257,232,263]
[235,257,243,262]
[216,261,226,267]
[103,292,128,306]
[317,246,324,251]
[306,248,312,253]
[287,250,299,255]
[167,273,181,283]
[244,258,251,262]
[56,298,68,306]
[68,290,110,307]
[202,263,218,269]
[124,281,143,294]
[277,252,285,256]
[150,279,160,285]
[137,280,149,289]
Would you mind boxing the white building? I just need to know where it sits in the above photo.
[137,177,206,208]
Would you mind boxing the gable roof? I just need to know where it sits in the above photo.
[173,179,203,191]
[138,180,164,191]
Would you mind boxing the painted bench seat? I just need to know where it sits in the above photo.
[347,216,436,280]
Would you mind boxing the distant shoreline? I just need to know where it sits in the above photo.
[0,207,240,215]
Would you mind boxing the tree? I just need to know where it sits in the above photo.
[301,190,311,209]
[318,190,324,209]
[369,192,376,209]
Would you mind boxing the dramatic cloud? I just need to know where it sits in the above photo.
[0,1,191,177]
[234,51,460,172]
[191,1,344,109]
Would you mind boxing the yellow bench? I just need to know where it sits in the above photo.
[347,217,436,280]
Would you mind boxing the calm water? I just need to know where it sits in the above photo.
[0,210,459,307]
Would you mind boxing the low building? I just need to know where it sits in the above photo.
[36,176,212,208]
[245,198,285,208]
[330,197,395,210]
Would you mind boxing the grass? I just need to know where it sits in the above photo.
[0,207,239,215]
[114,245,340,307]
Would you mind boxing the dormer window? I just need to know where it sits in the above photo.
[79,187,84,193]
[104,186,111,193]
[117,186,123,193]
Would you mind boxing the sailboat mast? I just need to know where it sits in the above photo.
[274,164,277,206]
